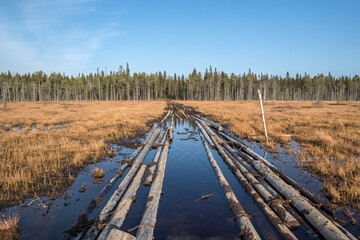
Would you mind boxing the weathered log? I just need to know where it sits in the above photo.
[98,128,161,223]
[143,129,168,186]
[198,131,261,240]
[222,143,299,230]
[195,120,214,148]
[81,128,161,240]
[210,135,297,240]
[174,112,182,121]
[195,118,222,143]
[98,229,135,240]
[97,164,147,240]
[136,139,170,240]
[160,110,171,124]
[169,114,174,140]
[236,151,350,240]
[68,124,161,240]
[217,130,335,216]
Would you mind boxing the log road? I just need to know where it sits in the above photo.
[67,102,356,240]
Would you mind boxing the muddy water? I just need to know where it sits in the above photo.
[1,117,356,239]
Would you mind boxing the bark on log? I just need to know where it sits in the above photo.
[195,120,214,148]
[222,143,299,230]
[210,135,297,240]
[198,131,261,240]
[143,129,168,186]
[236,151,350,240]
[97,164,147,240]
[136,139,170,240]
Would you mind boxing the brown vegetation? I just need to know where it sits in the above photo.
[0,101,166,207]
[182,101,360,204]
[0,212,20,240]
[92,167,105,179]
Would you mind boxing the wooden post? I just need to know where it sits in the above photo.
[257,89,268,143]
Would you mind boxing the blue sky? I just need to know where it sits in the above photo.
[0,0,359,77]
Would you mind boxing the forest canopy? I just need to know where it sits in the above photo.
[1,64,359,103]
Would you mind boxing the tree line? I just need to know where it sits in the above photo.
[1,64,359,106]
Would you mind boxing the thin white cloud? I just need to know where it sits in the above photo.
[0,0,120,75]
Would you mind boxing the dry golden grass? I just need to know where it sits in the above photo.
[92,167,105,178]
[182,101,360,204]
[0,101,166,207]
[0,212,20,240]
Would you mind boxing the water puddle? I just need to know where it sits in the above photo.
[1,117,359,239]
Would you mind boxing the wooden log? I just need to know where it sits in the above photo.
[136,139,170,240]
[217,130,335,216]
[97,164,147,240]
[68,124,161,240]
[98,229,135,240]
[174,112,182,121]
[160,110,171,124]
[195,118,222,143]
[81,129,161,240]
[222,143,299,230]
[169,114,174,140]
[195,120,214,148]
[198,131,261,240]
[210,135,297,240]
[98,128,161,223]
[143,129,168,186]
[237,151,350,240]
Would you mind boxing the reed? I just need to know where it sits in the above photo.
[0,101,166,207]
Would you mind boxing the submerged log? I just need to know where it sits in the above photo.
[195,120,214,148]
[210,135,297,240]
[143,129,169,186]
[198,131,261,240]
[136,139,170,240]
[97,164,147,240]
[222,143,299,230]
[236,151,350,240]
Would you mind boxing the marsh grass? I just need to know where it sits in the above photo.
[182,101,360,204]
[0,212,20,240]
[0,101,166,207]
[92,167,105,179]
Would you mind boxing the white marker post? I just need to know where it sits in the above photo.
[257,89,268,143]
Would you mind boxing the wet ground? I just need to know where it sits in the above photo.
[1,117,359,239]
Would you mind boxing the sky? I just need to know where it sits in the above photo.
[0,0,359,77]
